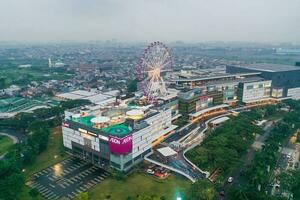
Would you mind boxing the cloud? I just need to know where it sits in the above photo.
[0,0,299,42]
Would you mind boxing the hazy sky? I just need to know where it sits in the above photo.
[0,0,300,43]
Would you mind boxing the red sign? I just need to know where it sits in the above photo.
[199,95,208,101]
[62,122,69,127]
[109,135,133,155]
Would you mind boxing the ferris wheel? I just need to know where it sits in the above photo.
[136,41,173,103]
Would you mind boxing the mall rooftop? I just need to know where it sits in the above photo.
[229,63,300,73]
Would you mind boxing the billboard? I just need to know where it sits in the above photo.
[109,135,132,155]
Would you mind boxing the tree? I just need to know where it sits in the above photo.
[61,99,91,109]
[278,171,297,193]
[278,170,300,199]
[0,172,24,200]
[75,192,89,200]
[188,180,217,200]
[0,77,6,89]
[137,195,160,200]
[127,79,138,93]
[264,105,277,117]
[227,186,250,200]
[112,170,125,181]
[29,188,39,198]
[283,99,300,111]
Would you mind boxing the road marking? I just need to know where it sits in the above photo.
[91,180,97,185]
[82,171,89,176]
[88,182,94,187]
[72,191,77,195]
[47,193,56,199]
[94,177,102,182]
[79,186,85,191]
[79,174,85,178]
[39,187,48,193]
[43,190,52,196]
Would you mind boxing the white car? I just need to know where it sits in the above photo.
[146,169,155,175]
[228,177,234,183]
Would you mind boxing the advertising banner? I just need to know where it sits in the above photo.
[109,134,133,155]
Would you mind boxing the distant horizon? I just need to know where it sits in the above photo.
[1,40,300,46]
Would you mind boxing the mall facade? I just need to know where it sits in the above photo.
[62,105,177,171]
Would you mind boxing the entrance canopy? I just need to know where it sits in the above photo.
[157,147,177,157]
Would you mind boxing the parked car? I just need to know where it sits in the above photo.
[146,169,155,175]
[227,177,233,183]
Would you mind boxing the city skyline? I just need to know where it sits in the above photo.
[1,0,300,43]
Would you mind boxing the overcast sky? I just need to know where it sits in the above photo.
[0,0,299,43]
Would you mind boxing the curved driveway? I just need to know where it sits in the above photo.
[0,132,18,144]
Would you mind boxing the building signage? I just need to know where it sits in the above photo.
[109,134,132,155]
[78,128,87,133]
[99,135,109,141]
[199,95,208,101]
[87,131,97,136]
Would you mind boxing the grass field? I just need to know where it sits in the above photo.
[0,135,14,155]
[89,173,191,200]
[0,66,73,89]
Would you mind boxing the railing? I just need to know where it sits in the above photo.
[144,156,197,183]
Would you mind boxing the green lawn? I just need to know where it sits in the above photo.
[0,135,14,155]
[0,66,74,89]
[24,126,68,178]
[88,173,191,200]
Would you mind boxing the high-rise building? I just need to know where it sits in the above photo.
[178,88,201,123]
[207,91,223,105]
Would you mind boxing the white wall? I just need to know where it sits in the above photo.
[62,126,100,151]
[288,87,300,100]
[132,109,172,159]
[242,80,271,102]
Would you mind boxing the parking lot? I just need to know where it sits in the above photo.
[27,157,110,199]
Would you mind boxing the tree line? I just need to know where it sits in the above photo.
[186,108,264,182]
[227,99,300,200]
[0,99,90,200]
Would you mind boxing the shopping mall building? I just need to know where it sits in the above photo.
[62,104,177,171]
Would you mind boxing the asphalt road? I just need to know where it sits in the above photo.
[0,128,27,142]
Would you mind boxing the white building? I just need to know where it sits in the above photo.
[238,80,272,103]
[287,87,300,100]
[62,106,177,171]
